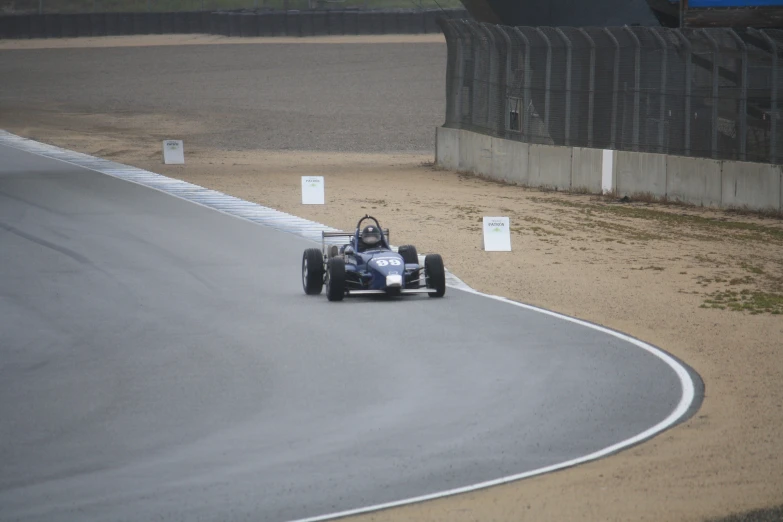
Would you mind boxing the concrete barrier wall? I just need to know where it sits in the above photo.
[458,130,492,177]
[571,147,603,193]
[437,126,783,212]
[435,126,459,172]
[529,144,572,190]
[0,8,467,39]
[666,156,722,207]
[491,136,528,185]
[615,151,667,196]
[721,160,782,210]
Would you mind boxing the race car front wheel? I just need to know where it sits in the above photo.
[326,257,346,302]
[302,248,324,295]
[425,254,446,298]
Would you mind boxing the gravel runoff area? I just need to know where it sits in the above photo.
[1,35,782,522]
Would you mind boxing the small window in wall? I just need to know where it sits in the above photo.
[507,97,522,132]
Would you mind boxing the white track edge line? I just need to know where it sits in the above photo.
[0,131,699,522]
[288,292,697,522]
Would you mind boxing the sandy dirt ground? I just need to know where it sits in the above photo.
[2,36,782,521]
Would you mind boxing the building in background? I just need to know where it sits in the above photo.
[458,0,783,28]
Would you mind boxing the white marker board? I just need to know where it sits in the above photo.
[483,216,512,251]
[602,149,614,194]
[162,140,184,165]
[301,176,325,205]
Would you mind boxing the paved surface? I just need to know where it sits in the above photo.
[0,42,446,153]
[0,144,686,522]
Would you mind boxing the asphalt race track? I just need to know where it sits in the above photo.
[0,143,696,522]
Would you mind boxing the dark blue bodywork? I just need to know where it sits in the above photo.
[344,248,419,290]
[338,216,420,292]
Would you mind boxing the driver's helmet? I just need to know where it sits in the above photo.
[360,225,382,248]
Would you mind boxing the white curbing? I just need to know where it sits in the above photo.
[0,130,700,522]
[288,291,699,522]
[0,130,471,289]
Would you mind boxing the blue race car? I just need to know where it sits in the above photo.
[301,215,446,301]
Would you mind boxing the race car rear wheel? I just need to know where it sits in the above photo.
[302,248,324,295]
[398,244,418,264]
[425,254,446,298]
[326,257,346,302]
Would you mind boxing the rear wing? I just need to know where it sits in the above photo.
[321,229,390,257]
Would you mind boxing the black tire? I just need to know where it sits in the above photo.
[302,248,324,295]
[424,254,446,298]
[398,245,420,289]
[397,245,419,288]
[326,257,346,302]
[398,244,418,264]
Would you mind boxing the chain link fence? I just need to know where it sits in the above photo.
[440,19,783,164]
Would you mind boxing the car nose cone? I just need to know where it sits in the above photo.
[386,274,402,288]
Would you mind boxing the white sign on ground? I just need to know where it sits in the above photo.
[163,140,184,164]
[301,176,325,205]
[483,216,511,251]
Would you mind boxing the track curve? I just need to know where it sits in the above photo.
[0,142,701,522]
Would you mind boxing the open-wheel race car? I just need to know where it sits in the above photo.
[301,215,446,301]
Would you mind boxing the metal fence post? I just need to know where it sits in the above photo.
[624,26,641,151]
[604,28,620,150]
[455,22,468,125]
[449,22,463,125]
[498,26,514,137]
[649,28,669,153]
[467,22,483,128]
[471,24,481,128]
[536,28,552,138]
[728,29,748,161]
[676,30,692,156]
[700,29,720,159]
[439,19,457,126]
[38,0,42,14]
[579,28,596,148]
[556,28,573,146]
[751,29,778,164]
[512,27,532,139]
[480,23,496,131]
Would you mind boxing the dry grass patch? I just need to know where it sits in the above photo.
[702,289,783,315]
